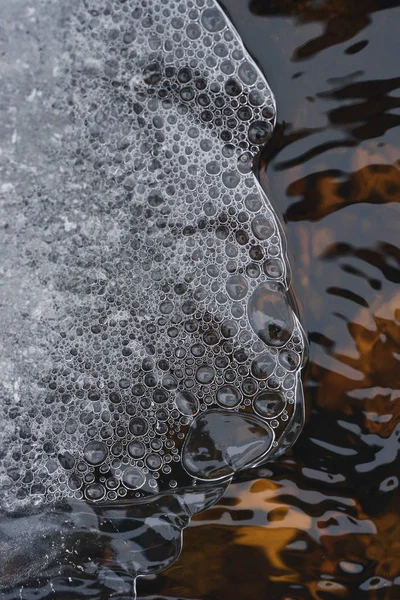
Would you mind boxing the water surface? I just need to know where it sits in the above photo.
[140,1,400,598]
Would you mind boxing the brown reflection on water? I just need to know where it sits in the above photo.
[140,1,400,598]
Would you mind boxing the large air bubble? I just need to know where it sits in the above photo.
[182,411,274,480]
[248,283,295,347]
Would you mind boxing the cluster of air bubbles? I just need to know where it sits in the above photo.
[0,0,306,510]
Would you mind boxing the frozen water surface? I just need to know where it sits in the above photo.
[0,0,307,596]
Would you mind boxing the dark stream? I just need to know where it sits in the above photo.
[139,1,400,599]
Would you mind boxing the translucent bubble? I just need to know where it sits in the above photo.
[237,107,252,122]
[248,120,273,145]
[201,8,226,33]
[122,466,146,490]
[222,170,240,189]
[216,385,241,408]
[283,374,295,390]
[222,143,235,158]
[178,67,192,83]
[224,78,242,97]
[245,193,262,212]
[226,274,248,300]
[175,391,199,416]
[237,152,253,174]
[128,441,146,459]
[246,263,261,278]
[68,474,82,491]
[249,89,266,106]
[206,161,221,175]
[58,452,75,470]
[143,62,162,85]
[83,441,108,466]
[183,411,273,479]
[85,483,106,501]
[123,30,136,44]
[196,365,215,384]
[251,215,275,240]
[253,391,286,419]
[160,300,173,315]
[248,283,294,347]
[203,329,219,345]
[220,319,238,338]
[238,61,257,85]
[251,352,275,380]
[242,377,258,396]
[111,442,123,457]
[146,453,162,470]
[279,349,300,371]
[249,245,264,261]
[180,87,195,102]
[186,23,201,39]
[153,388,169,404]
[129,417,148,436]
[264,258,284,279]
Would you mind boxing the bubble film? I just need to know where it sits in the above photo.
[0,0,307,591]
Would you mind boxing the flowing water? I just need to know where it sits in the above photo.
[1,0,399,599]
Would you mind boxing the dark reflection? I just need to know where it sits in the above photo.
[319,77,400,140]
[140,0,400,598]
[250,0,400,60]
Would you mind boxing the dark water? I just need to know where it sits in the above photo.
[138,1,400,598]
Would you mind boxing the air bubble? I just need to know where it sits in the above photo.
[128,441,146,459]
[246,263,260,278]
[201,8,226,33]
[196,365,215,384]
[83,441,108,466]
[178,67,192,83]
[248,120,273,145]
[217,385,241,408]
[248,283,295,347]
[129,417,148,436]
[220,319,238,338]
[279,350,300,371]
[251,215,275,240]
[253,391,286,419]
[143,62,162,85]
[224,78,242,97]
[222,170,240,189]
[226,274,248,300]
[85,483,106,501]
[251,352,275,380]
[245,193,262,212]
[58,452,75,471]
[238,61,257,85]
[146,454,162,470]
[122,466,146,490]
[264,259,284,279]
[183,411,273,479]
[175,391,199,416]
[237,152,253,174]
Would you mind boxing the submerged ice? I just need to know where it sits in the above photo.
[0,0,307,594]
